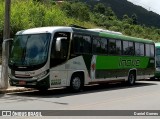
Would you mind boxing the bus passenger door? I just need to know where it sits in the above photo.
[49,32,70,88]
[50,69,68,88]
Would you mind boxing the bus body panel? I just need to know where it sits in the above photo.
[49,56,90,88]
[95,55,154,79]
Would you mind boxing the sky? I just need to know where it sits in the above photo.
[127,0,160,15]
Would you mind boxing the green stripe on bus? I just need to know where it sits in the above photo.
[96,56,150,69]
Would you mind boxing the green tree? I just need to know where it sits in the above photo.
[60,2,72,16]
[123,14,132,24]
[131,13,138,25]
[61,2,90,21]
[105,7,115,16]
[94,3,106,14]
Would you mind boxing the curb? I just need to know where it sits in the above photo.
[0,87,33,94]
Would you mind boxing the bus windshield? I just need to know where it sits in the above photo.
[9,33,51,66]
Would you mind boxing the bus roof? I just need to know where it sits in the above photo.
[15,26,154,44]
[72,27,154,44]
[155,42,160,47]
[99,32,154,44]
[16,26,73,35]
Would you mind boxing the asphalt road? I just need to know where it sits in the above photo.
[0,80,160,119]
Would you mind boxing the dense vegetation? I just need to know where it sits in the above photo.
[80,0,160,28]
[0,0,160,43]
[0,0,95,42]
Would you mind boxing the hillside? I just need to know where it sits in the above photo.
[0,0,160,43]
[80,0,160,28]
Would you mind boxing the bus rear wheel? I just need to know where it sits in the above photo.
[70,74,83,92]
[127,72,136,86]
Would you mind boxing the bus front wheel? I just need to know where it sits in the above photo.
[70,74,83,92]
[36,87,48,92]
[127,72,136,86]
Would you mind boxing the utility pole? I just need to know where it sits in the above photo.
[0,0,11,89]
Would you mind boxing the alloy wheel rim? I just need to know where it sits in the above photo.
[72,77,81,90]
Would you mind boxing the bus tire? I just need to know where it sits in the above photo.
[36,87,48,92]
[150,76,155,80]
[70,74,83,92]
[127,71,136,86]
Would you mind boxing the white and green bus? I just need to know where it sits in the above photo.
[8,26,155,91]
[155,43,160,79]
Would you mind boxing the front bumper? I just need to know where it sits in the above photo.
[9,76,50,89]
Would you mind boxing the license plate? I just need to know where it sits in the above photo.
[19,81,26,85]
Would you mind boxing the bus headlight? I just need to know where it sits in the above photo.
[156,68,160,72]
[35,71,47,79]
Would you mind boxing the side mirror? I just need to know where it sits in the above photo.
[55,37,67,51]
[2,38,13,57]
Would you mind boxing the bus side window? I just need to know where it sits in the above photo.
[50,32,70,67]
[123,41,134,56]
[135,42,144,56]
[145,44,154,57]
[150,44,155,57]
[73,34,82,53]
[60,39,69,58]
[73,34,91,54]
[109,39,116,54]
[92,37,101,54]
[54,38,69,59]
[101,38,108,54]
[116,40,122,55]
